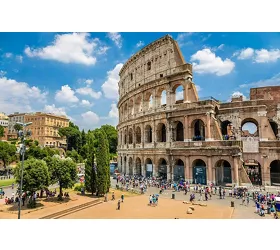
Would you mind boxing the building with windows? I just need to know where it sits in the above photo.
[24,112,69,147]
[117,35,280,187]
[7,112,26,139]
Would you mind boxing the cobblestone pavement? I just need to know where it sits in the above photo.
[111,179,274,219]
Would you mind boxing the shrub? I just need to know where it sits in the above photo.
[74,183,85,192]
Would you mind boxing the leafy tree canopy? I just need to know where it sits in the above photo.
[0,141,17,167]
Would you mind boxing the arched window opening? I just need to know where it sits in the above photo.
[175,85,184,103]
[243,160,262,186]
[176,122,184,141]
[161,90,166,106]
[241,119,258,137]
[145,125,153,143]
[158,158,167,180]
[193,159,207,185]
[136,157,142,176]
[215,160,232,185]
[270,160,280,186]
[221,120,235,140]
[129,99,134,116]
[135,96,142,113]
[124,130,127,144]
[136,126,141,144]
[174,159,185,182]
[129,157,133,175]
[147,61,151,71]
[269,121,278,138]
[193,119,205,141]
[128,128,133,144]
[157,123,166,142]
[145,158,153,178]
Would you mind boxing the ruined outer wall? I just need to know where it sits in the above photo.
[250,86,280,102]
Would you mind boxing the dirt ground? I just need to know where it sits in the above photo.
[0,189,233,219]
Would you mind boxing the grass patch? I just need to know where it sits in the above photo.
[0,178,15,188]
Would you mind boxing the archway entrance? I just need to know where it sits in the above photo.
[174,159,185,181]
[193,159,207,185]
[158,158,167,180]
[215,160,232,185]
[270,160,280,186]
[243,160,262,185]
[128,157,133,175]
[135,157,142,176]
[145,158,153,178]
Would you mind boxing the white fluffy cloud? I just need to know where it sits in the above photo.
[5,52,12,58]
[0,76,48,114]
[136,41,144,48]
[76,87,102,99]
[231,91,247,100]
[239,73,280,89]
[44,104,67,117]
[190,49,235,76]
[81,111,100,125]
[55,85,79,103]
[24,33,101,65]
[80,99,93,107]
[101,63,123,99]
[16,55,23,63]
[107,32,122,48]
[109,103,118,118]
[235,48,280,63]
[78,78,93,85]
[237,48,254,60]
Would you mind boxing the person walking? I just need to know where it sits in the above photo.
[246,195,250,206]
[112,192,115,201]
[117,199,121,210]
[121,194,124,203]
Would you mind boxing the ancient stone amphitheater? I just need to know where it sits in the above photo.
[117,34,280,187]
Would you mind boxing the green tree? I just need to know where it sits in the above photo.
[66,150,83,163]
[0,141,17,167]
[95,130,110,196]
[0,125,4,138]
[14,158,50,207]
[85,132,97,194]
[81,129,87,146]
[97,125,118,154]
[58,122,81,151]
[44,156,77,200]
[25,145,59,160]
[13,123,23,133]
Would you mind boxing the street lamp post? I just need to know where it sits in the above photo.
[16,122,32,219]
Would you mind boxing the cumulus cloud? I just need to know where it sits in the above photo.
[109,103,118,118]
[231,91,247,100]
[0,75,48,114]
[76,87,102,99]
[107,32,122,48]
[237,48,254,60]
[81,111,100,125]
[190,49,235,76]
[80,99,93,107]
[136,41,144,48]
[24,33,102,65]
[235,48,280,63]
[44,104,68,117]
[5,53,12,58]
[239,73,280,89]
[97,46,110,55]
[55,85,79,103]
[101,63,123,99]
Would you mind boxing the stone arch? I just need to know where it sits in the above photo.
[241,118,259,137]
[157,123,166,142]
[243,159,262,185]
[221,120,232,136]
[156,86,167,107]
[128,99,134,116]
[144,92,153,111]
[175,121,184,141]
[135,126,141,144]
[270,160,280,186]
[192,119,205,141]
[135,95,142,113]
[145,158,153,177]
[158,158,168,180]
[174,158,185,181]
[145,124,153,143]
[192,159,207,185]
[173,83,184,104]
[269,120,278,138]
[128,128,133,144]
[215,160,232,185]
[135,157,142,176]
[128,157,133,175]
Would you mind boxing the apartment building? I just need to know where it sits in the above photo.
[7,112,26,139]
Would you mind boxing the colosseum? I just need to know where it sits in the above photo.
[117,34,280,187]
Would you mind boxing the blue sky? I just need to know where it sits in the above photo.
[1,32,280,130]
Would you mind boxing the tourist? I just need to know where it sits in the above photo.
[246,195,250,206]
[117,199,121,210]
[222,188,226,199]
[112,192,115,201]
[149,195,152,205]
[121,194,124,203]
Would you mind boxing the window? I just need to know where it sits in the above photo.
[160,74,163,78]
[147,61,151,71]
[130,73,133,81]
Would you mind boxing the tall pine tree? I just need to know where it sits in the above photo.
[85,132,97,195]
[95,130,110,196]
